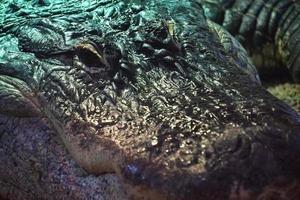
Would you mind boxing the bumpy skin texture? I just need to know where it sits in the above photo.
[0,114,129,200]
[199,0,300,82]
[1,0,300,200]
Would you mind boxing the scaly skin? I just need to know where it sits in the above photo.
[199,0,300,82]
[1,0,300,199]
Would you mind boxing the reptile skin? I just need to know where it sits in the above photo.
[200,0,300,82]
[0,0,300,199]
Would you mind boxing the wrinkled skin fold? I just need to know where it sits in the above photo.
[1,0,300,199]
[199,0,300,82]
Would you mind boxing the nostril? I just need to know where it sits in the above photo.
[212,128,252,160]
[120,158,161,187]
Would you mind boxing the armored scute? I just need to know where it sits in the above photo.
[0,0,300,199]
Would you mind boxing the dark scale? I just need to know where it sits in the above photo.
[0,0,300,200]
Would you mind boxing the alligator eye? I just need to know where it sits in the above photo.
[74,43,109,74]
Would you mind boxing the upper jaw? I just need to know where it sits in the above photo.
[112,123,300,200]
[28,13,300,200]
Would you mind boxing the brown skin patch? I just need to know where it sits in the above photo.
[63,120,122,174]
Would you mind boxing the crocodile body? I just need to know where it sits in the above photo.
[199,0,300,81]
[0,0,300,199]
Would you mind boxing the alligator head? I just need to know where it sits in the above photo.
[1,0,300,199]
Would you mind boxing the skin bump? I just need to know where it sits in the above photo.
[1,0,300,199]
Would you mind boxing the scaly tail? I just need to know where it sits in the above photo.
[199,0,300,82]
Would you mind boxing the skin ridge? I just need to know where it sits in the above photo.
[200,0,293,43]
[200,0,300,82]
[0,0,300,199]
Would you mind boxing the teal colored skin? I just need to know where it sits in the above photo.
[200,0,300,82]
[0,0,300,199]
